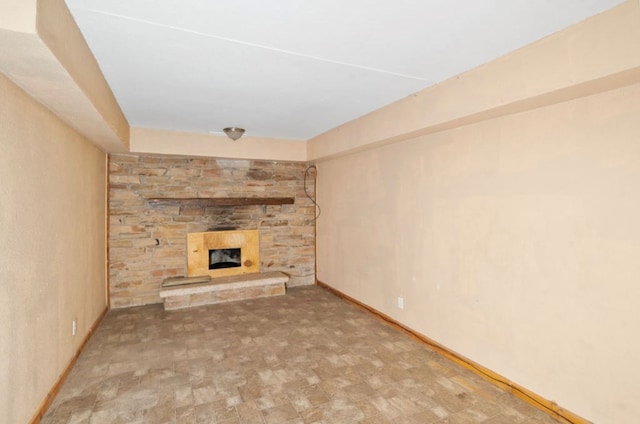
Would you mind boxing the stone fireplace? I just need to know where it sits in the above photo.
[108,154,316,308]
[158,228,289,310]
[187,229,259,278]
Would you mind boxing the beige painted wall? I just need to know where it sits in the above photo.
[0,0,130,154]
[316,82,640,423]
[131,127,307,162]
[0,0,36,33]
[0,74,107,423]
[314,4,640,422]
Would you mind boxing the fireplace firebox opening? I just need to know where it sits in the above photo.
[187,229,259,278]
[209,248,241,269]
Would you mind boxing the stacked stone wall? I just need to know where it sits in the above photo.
[109,154,316,308]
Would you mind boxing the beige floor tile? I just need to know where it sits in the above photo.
[41,286,560,424]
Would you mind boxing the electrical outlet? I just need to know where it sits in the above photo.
[397,297,404,309]
[72,319,77,336]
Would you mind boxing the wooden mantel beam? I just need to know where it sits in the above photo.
[145,197,295,207]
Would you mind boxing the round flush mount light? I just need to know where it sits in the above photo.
[223,127,245,141]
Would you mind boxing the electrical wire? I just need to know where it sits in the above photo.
[304,165,321,220]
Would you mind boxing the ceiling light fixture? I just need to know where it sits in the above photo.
[223,127,245,141]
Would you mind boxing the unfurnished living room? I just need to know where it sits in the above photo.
[1,1,639,423]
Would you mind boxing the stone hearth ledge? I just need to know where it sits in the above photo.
[159,271,289,310]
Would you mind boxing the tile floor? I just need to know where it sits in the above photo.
[42,286,559,423]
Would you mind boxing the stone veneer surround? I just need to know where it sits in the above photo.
[109,154,316,308]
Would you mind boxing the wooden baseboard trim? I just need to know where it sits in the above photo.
[29,305,109,424]
[316,280,590,424]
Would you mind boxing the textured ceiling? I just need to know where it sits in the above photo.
[64,0,625,140]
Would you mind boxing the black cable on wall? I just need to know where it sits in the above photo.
[304,164,321,220]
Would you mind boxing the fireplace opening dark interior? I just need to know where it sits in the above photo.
[209,248,241,269]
